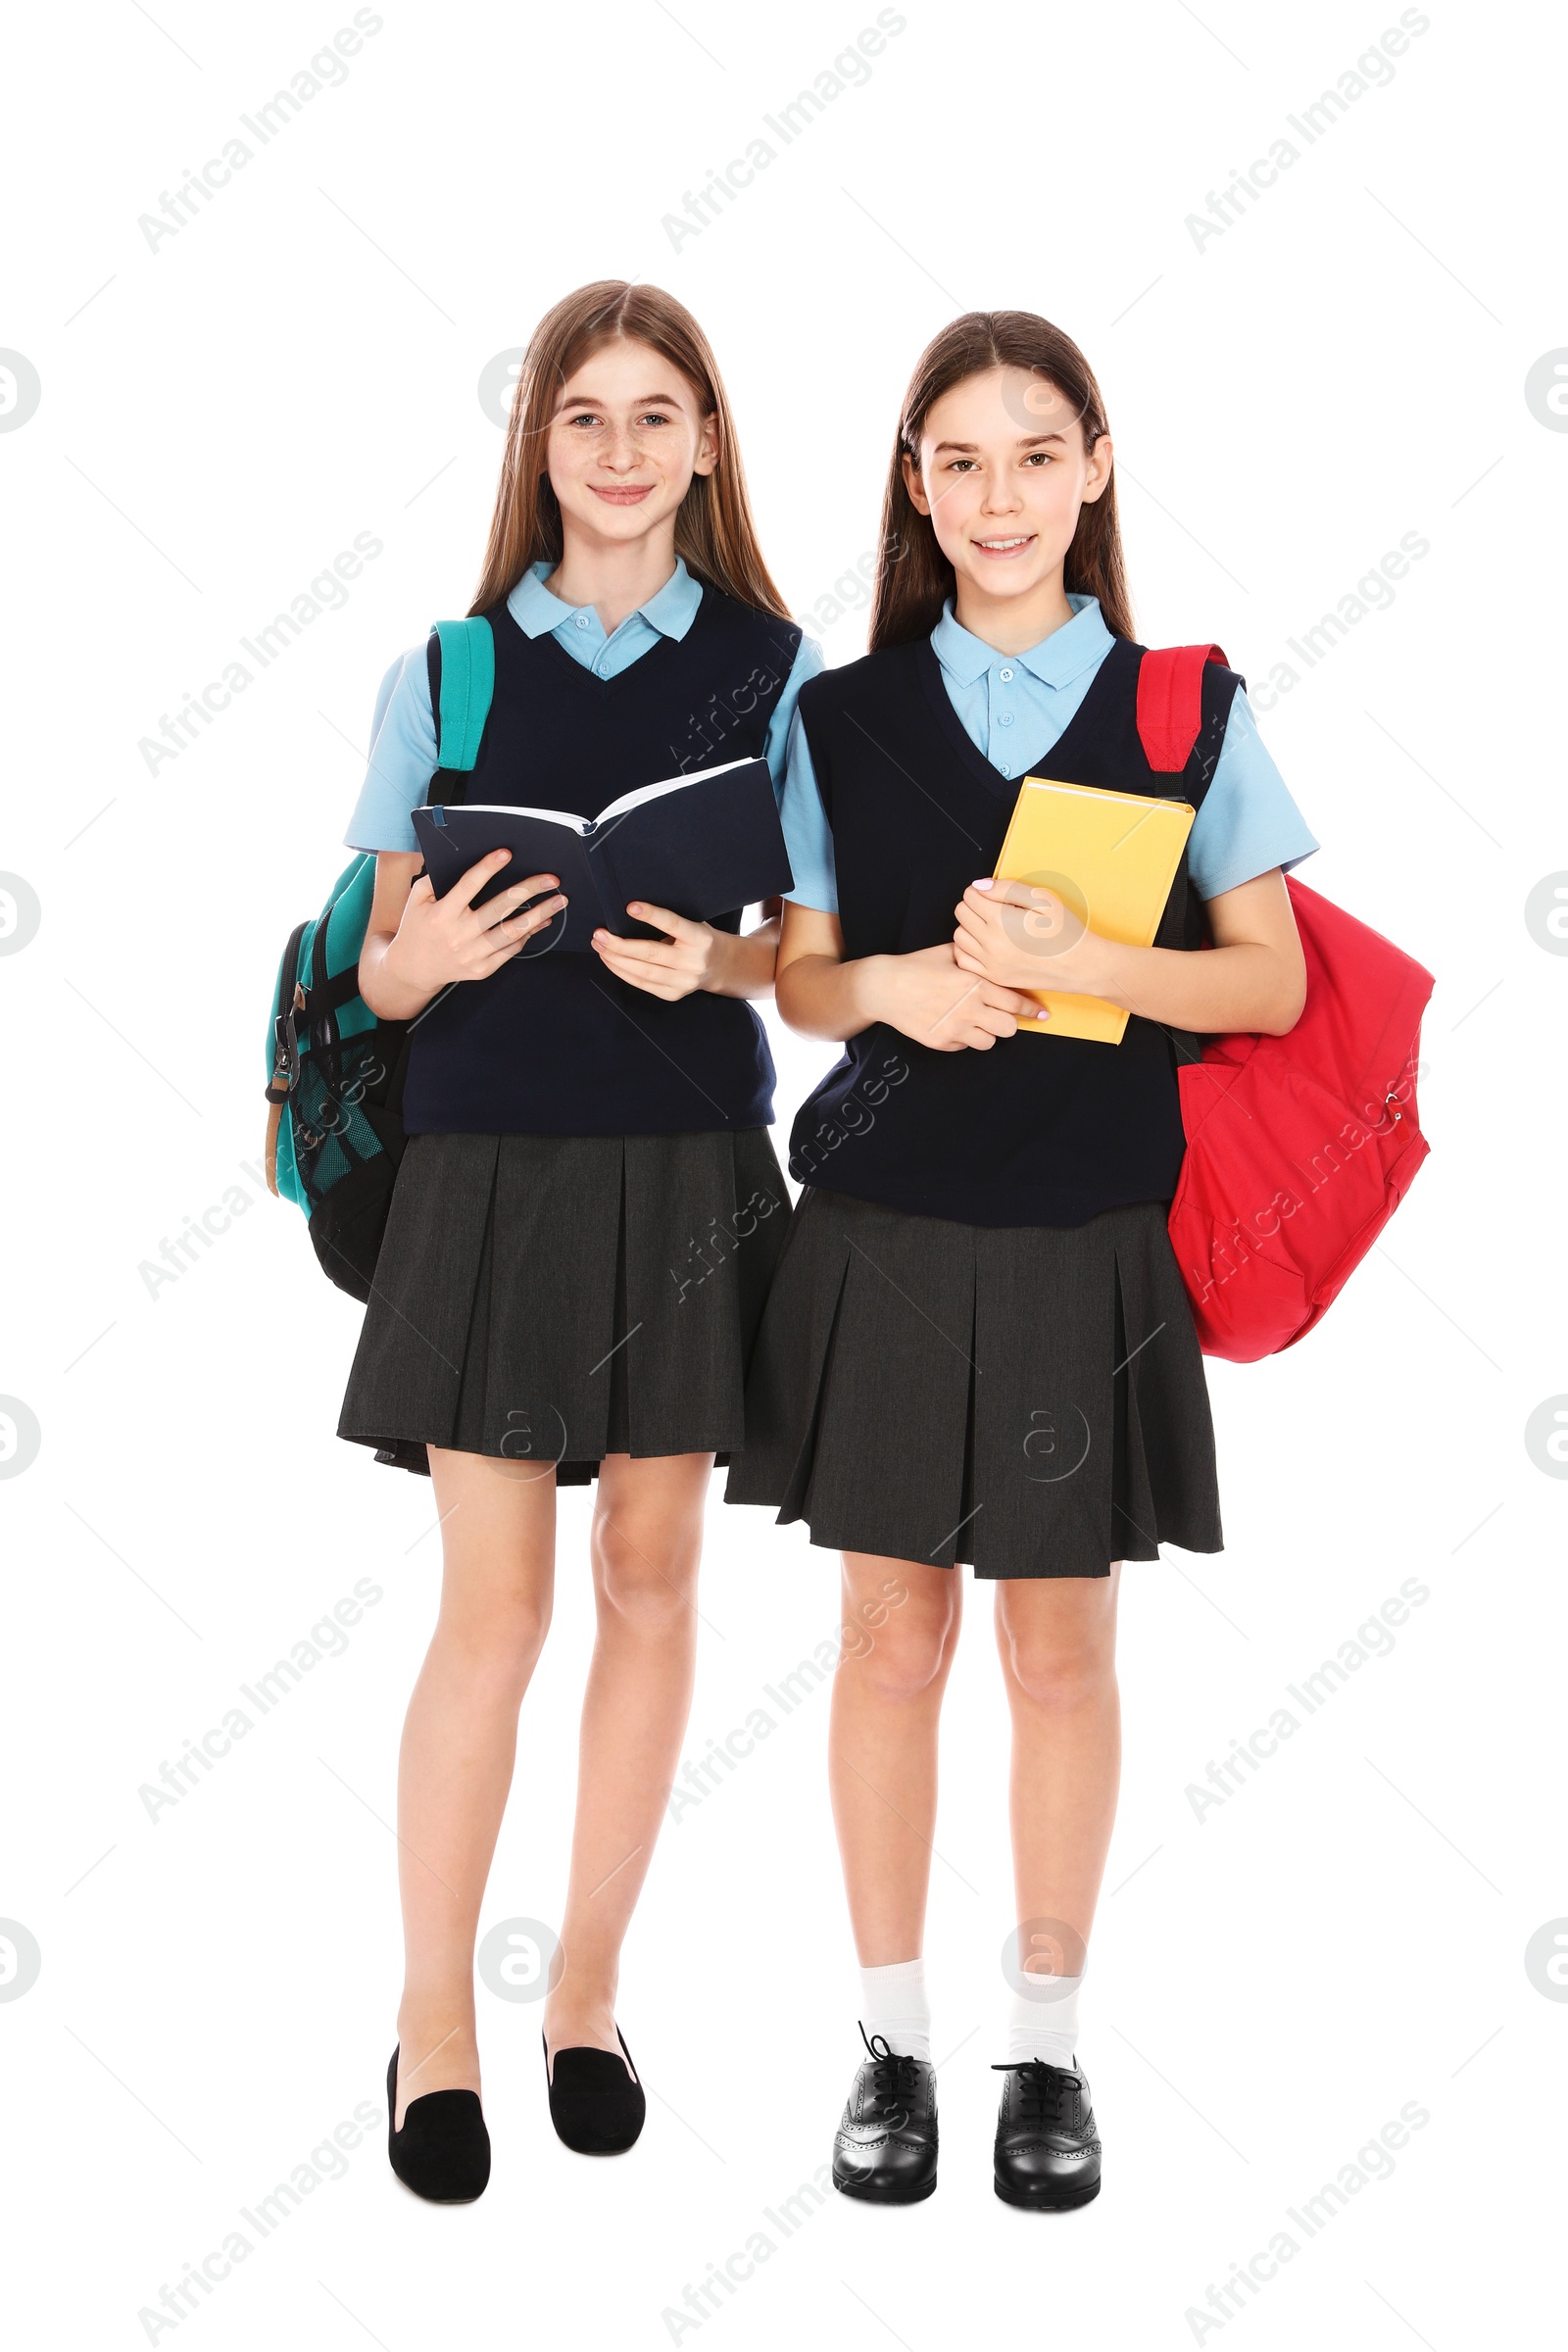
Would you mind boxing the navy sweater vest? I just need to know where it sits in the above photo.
[404,586,802,1137]
[789,633,1242,1226]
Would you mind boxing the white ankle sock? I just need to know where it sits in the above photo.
[1006,1975,1082,2070]
[858,1957,932,2062]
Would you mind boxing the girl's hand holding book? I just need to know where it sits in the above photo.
[952,876,1118,1000]
[386,849,566,998]
[591,901,767,1003]
[590,901,719,1000]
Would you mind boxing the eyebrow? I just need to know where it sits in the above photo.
[557,390,691,412]
[930,432,1069,455]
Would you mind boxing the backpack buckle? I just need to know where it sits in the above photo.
[272,1007,302,1092]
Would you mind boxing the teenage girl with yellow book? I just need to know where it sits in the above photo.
[727,312,1317,2207]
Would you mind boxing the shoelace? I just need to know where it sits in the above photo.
[859,2024,921,2119]
[992,2059,1083,2129]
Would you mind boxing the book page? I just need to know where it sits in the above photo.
[432,804,591,835]
[1021,778,1195,814]
[594,756,760,827]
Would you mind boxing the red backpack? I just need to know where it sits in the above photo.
[1137,644,1435,1363]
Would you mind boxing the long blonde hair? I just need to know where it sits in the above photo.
[470,280,790,620]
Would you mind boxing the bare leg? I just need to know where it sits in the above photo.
[993,1568,1122,1990]
[394,1446,556,2126]
[542,1451,711,2072]
[828,1554,963,1965]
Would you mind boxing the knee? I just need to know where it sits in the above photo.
[592,1520,698,1637]
[847,1596,957,1704]
[440,1587,552,1699]
[1001,1617,1115,1712]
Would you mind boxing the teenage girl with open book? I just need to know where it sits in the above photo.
[333,281,821,2200]
[727,312,1318,2207]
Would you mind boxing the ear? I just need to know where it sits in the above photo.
[901,447,932,517]
[1080,432,1114,506]
[692,409,720,478]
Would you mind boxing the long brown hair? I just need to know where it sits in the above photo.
[869,312,1134,651]
[470,280,790,620]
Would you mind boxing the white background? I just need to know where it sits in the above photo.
[2,2,1564,2345]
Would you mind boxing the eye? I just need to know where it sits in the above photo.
[1022,451,1053,466]
[635,410,674,428]
[564,411,604,429]
[946,457,978,473]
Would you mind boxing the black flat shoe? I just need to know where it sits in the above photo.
[992,2058,1102,2209]
[832,2026,938,2204]
[544,2027,646,2154]
[386,2046,491,2203]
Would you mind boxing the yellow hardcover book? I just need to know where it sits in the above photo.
[992,777,1196,1044]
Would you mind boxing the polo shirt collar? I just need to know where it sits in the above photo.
[507,555,703,641]
[931,592,1111,688]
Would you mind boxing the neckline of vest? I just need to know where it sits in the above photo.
[493,586,704,694]
[913,631,1139,801]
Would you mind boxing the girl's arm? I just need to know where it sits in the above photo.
[775,904,1040,1051]
[359,848,567,1021]
[952,868,1307,1037]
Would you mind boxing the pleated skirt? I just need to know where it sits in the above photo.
[724,1186,1222,1580]
[338,1129,789,1482]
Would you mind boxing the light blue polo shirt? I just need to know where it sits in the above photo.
[345,556,826,868]
[776,593,1318,911]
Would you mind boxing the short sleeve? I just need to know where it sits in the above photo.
[778,706,839,913]
[342,646,438,854]
[761,631,824,785]
[1186,688,1318,900]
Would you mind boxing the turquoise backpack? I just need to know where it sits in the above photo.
[266,617,495,1298]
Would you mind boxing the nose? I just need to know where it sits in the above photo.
[979,470,1021,515]
[599,425,643,475]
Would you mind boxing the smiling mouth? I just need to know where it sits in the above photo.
[973,533,1037,556]
[592,483,655,505]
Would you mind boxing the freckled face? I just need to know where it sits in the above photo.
[545,336,718,546]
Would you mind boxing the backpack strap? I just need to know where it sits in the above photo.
[425,615,495,779]
[1136,643,1230,772]
[1137,643,1234,1076]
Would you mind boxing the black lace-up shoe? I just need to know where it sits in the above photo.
[832,2026,938,2203]
[992,2059,1102,2208]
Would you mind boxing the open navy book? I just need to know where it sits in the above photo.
[412,756,794,954]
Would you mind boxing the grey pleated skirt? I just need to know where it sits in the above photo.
[724,1187,1221,1580]
[339,1130,789,1481]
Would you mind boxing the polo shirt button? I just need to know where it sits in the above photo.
[1000,763,1012,777]
[998,710,1013,726]
[574,613,591,628]
[999,666,1013,682]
